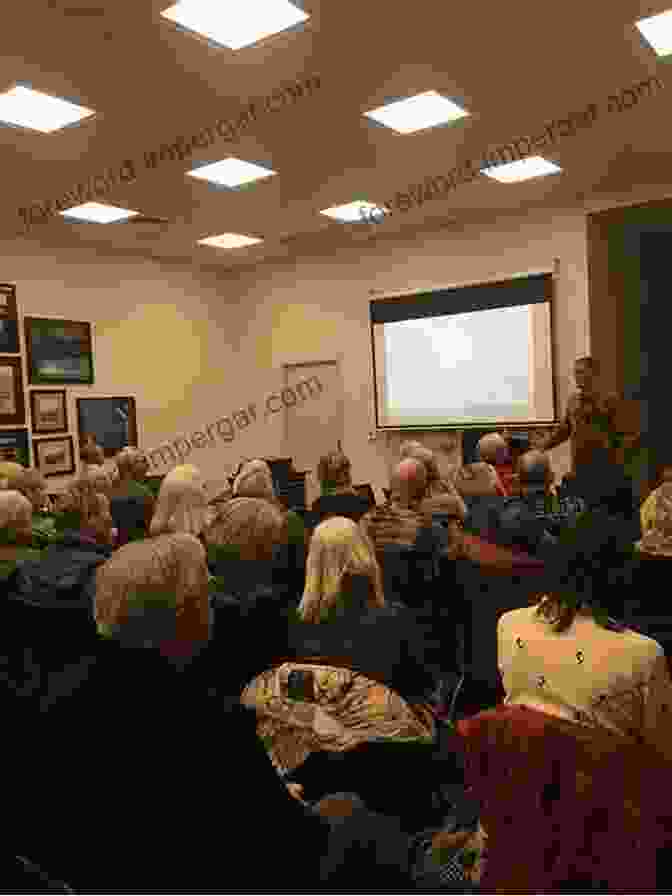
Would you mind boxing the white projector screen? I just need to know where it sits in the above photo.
[373,302,555,428]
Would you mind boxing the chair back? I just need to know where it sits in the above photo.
[457,703,669,893]
[462,495,507,536]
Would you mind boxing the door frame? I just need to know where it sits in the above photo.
[281,357,344,467]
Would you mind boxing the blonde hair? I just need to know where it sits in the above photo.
[150,466,208,538]
[0,489,33,533]
[94,533,210,647]
[233,460,275,500]
[0,462,25,483]
[299,517,384,623]
[204,497,287,562]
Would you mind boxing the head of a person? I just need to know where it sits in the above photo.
[317,450,353,493]
[0,462,25,491]
[574,356,600,394]
[14,468,48,512]
[149,465,208,539]
[80,436,105,467]
[58,475,115,544]
[204,496,288,563]
[390,458,427,507]
[538,508,636,632]
[517,450,553,495]
[299,517,384,623]
[399,440,440,484]
[454,462,499,497]
[94,532,211,655]
[115,447,150,482]
[233,460,275,501]
[0,490,33,546]
[478,432,510,466]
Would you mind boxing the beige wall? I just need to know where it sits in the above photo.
[217,206,590,490]
[0,204,589,495]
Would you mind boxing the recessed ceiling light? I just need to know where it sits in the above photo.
[59,202,139,223]
[481,156,562,183]
[198,233,263,248]
[161,0,309,49]
[0,84,94,133]
[364,90,469,134]
[635,8,672,56]
[187,158,277,187]
[320,201,390,223]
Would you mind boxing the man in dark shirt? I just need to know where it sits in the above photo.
[491,451,585,559]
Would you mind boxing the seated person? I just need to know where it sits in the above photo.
[454,461,502,498]
[14,531,330,894]
[0,490,42,580]
[489,451,585,558]
[149,464,210,540]
[0,467,58,545]
[637,479,672,557]
[242,516,436,779]
[52,473,116,546]
[641,461,672,536]
[79,435,105,472]
[0,461,26,484]
[361,459,448,556]
[399,440,466,518]
[497,508,672,759]
[477,433,513,495]
[108,447,155,544]
[311,450,372,523]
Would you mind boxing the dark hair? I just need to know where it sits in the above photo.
[317,450,352,491]
[538,509,636,633]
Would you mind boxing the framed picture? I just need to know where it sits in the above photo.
[30,389,68,435]
[0,428,30,465]
[34,435,76,478]
[0,356,26,425]
[25,317,94,386]
[0,284,20,354]
[77,396,137,458]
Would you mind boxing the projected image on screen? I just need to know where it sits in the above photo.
[374,303,554,428]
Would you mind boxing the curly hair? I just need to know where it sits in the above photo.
[317,450,353,492]
[203,496,287,562]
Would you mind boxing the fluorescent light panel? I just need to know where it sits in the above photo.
[635,8,672,56]
[59,202,139,223]
[0,85,94,133]
[481,156,562,183]
[320,201,388,223]
[198,233,263,248]
[188,158,276,187]
[161,0,309,49]
[364,90,469,134]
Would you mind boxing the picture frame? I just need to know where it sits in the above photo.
[0,428,30,466]
[0,284,20,354]
[30,389,68,435]
[0,356,26,425]
[25,317,94,386]
[34,435,76,478]
[76,396,137,459]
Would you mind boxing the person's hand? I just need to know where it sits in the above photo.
[286,781,305,802]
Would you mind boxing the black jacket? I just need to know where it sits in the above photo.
[311,493,373,524]
[286,602,437,704]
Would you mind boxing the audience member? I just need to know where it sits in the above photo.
[233,457,306,551]
[637,480,672,557]
[489,450,585,559]
[497,509,672,758]
[361,458,447,554]
[0,490,42,580]
[108,447,155,545]
[243,517,435,780]
[477,432,513,496]
[0,461,24,481]
[149,464,209,539]
[53,472,115,546]
[79,434,105,475]
[11,468,50,513]
[399,440,464,507]
[454,461,501,498]
[311,449,372,523]
[640,461,672,535]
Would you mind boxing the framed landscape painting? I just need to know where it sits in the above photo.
[25,317,94,386]
[34,435,76,478]
[0,356,26,425]
[0,428,30,466]
[30,389,68,435]
[0,284,20,354]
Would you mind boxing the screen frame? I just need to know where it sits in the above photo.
[369,272,559,432]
